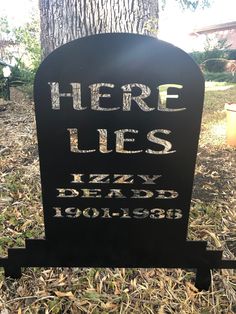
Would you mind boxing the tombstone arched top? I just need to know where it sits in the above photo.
[35,33,204,90]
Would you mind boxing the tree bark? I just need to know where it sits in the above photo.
[39,0,159,57]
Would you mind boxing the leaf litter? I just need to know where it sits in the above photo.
[0,85,235,313]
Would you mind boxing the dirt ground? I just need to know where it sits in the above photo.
[0,86,235,313]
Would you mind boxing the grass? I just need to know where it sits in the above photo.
[0,84,235,313]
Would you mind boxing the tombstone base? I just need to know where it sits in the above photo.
[1,238,235,290]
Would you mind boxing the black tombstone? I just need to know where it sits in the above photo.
[0,34,235,289]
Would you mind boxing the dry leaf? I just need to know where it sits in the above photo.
[158,305,166,314]
[186,282,199,300]
[204,230,222,248]
[55,291,74,299]
[114,282,120,295]
[101,302,117,310]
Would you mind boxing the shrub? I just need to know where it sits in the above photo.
[190,50,228,64]
[203,59,227,72]
[190,49,236,65]
[190,51,207,64]
[228,49,236,60]
[0,64,35,100]
[0,16,41,98]
[204,72,236,82]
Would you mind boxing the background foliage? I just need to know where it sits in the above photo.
[0,16,41,98]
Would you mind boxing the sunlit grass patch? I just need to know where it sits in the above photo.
[205,81,236,91]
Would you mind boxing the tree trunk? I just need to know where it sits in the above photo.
[39,0,159,57]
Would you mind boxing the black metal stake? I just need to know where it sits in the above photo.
[195,268,211,291]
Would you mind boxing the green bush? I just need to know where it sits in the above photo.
[0,16,41,99]
[11,61,36,99]
[190,50,227,64]
[10,64,34,84]
[0,64,35,99]
[190,49,236,65]
[228,49,236,60]
[204,72,236,82]
[203,59,227,72]
[0,77,6,99]
[190,51,207,64]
